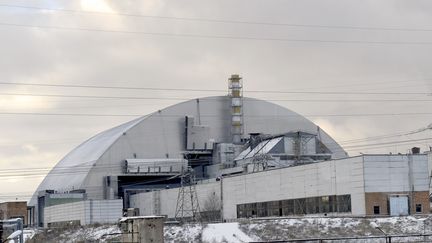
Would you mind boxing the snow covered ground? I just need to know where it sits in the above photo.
[25,215,432,242]
[240,216,432,242]
[202,223,256,242]
[25,224,121,243]
[23,229,37,242]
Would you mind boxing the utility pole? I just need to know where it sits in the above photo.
[175,166,201,222]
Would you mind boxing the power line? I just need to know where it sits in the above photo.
[343,137,432,149]
[0,138,429,188]
[0,135,430,178]
[340,132,408,145]
[0,111,432,118]
[2,22,432,45]
[2,3,432,33]
[339,124,432,145]
[0,138,82,147]
[0,81,431,95]
[0,121,429,151]
[346,142,431,152]
[1,92,432,102]
[0,112,138,117]
[0,82,225,92]
[0,92,186,100]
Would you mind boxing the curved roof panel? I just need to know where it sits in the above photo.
[31,96,347,205]
[30,116,147,204]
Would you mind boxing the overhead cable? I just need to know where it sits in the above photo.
[2,22,432,45]
[2,3,432,32]
[0,81,430,95]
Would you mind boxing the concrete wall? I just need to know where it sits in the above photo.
[120,217,165,243]
[44,201,84,227]
[130,157,366,220]
[222,156,366,219]
[428,152,432,189]
[363,154,430,216]
[363,155,429,193]
[365,191,430,215]
[130,180,221,219]
[0,202,28,225]
[44,200,123,227]
[130,155,430,220]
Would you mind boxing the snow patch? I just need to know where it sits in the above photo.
[202,223,254,243]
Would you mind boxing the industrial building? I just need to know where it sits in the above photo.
[28,75,432,227]
[0,201,28,225]
[131,154,430,219]
[43,199,123,227]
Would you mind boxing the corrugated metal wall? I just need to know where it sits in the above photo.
[43,200,123,227]
[130,181,221,218]
[363,155,429,193]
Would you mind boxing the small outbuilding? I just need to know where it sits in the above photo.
[0,202,27,225]
[119,216,165,243]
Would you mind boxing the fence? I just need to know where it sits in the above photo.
[0,218,23,243]
[250,234,432,243]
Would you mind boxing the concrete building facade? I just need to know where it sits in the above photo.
[30,94,348,226]
[130,154,430,219]
[43,199,123,227]
[27,76,432,225]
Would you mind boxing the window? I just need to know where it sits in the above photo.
[236,194,351,219]
[257,202,268,217]
[337,195,351,213]
[268,201,280,217]
[306,197,318,214]
[237,205,245,218]
[294,198,306,215]
[246,203,257,218]
[320,196,330,213]
[374,206,380,215]
[281,200,294,216]
[329,196,337,213]
[416,204,422,213]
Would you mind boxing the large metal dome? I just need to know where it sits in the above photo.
[30,96,347,205]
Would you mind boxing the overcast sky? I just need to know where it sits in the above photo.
[0,0,432,202]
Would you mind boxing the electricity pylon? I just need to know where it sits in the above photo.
[175,166,201,222]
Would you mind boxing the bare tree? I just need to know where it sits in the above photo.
[201,191,221,222]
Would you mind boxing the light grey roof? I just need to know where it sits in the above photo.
[30,96,347,205]
[29,116,147,204]
[235,137,284,160]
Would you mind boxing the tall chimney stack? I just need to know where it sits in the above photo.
[229,74,243,144]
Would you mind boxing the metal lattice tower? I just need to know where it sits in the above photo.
[175,167,201,222]
[252,154,272,172]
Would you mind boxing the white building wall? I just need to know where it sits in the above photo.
[44,200,123,227]
[86,200,124,225]
[44,201,85,228]
[222,156,366,219]
[130,158,367,220]
[130,192,154,216]
[363,154,429,193]
[427,152,432,192]
[128,155,430,221]
[130,180,221,218]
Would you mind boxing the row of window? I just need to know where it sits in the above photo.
[237,195,351,218]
